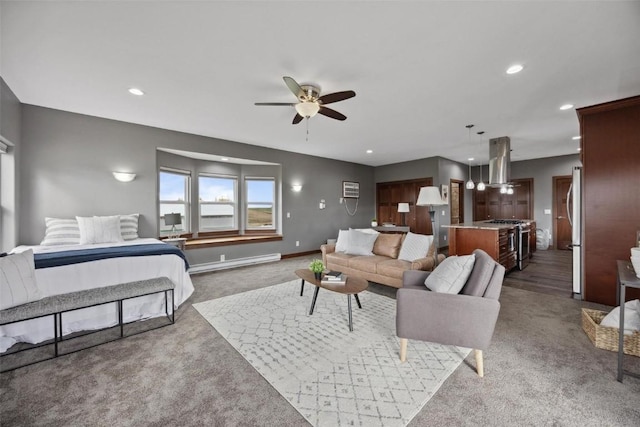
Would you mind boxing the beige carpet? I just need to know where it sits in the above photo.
[194,280,469,427]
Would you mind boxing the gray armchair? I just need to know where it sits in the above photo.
[396,249,505,377]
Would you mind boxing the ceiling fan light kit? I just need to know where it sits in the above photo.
[255,76,355,125]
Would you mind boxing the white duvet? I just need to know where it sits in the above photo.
[1,239,194,352]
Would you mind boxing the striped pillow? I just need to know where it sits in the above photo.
[119,214,140,240]
[0,250,43,310]
[40,217,81,246]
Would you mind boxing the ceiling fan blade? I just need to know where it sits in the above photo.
[318,106,347,121]
[283,76,305,100]
[292,114,304,124]
[254,102,296,106]
[318,90,356,105]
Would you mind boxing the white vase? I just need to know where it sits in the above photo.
[371,221,378,227]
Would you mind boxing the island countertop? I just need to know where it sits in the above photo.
[443,220,534,230]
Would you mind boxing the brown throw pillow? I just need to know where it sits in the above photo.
[373,233,403,258]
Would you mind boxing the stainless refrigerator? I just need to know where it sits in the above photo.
[568,166,582,298]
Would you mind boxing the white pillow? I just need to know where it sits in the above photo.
[398,232,433,261]
[0,250,43,310]
[335,229,350,253]
[355,228,380,235]
[119,213,140,240]
[425,254,476,294]
[40,217,81,246]
[76,215,124,244]
[345,229,378,256]
[600,299,640,335]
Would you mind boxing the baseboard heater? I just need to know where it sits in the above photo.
[188,253,281,274]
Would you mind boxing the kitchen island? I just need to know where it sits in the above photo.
[445,221,534,271]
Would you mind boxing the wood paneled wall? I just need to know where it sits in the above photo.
[577,95,640,305]
[376,178,433,235]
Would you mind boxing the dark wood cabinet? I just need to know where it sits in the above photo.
[577,95,640,305]
[472,178,533,220]
[448,226,517,271]
[376,178,432,235]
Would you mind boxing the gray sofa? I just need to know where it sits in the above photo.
[396,248,505,377]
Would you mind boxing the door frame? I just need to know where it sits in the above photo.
[450,179,464,225]
[552,175,572,250]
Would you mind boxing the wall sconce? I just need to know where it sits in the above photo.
[292,184,303,192]
[112,172,136,182]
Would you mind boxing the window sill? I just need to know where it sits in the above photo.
[184,234,283,250]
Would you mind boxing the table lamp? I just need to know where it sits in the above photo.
[398,203,410,226]
[164,213,182,238]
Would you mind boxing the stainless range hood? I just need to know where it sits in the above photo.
[488,136,511,186]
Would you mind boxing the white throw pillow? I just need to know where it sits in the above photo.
[0,250,42,310]
[600,299,640,335]
[398,232,433,261]
[119,213,140,240]
[76,215,124,245]
[40,217,81,246]
[335,229,350,253]
[355,228,380,235]
[425,254,476,294]
[345,229,378,256]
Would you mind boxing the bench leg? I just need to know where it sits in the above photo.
[118,300,124,338]
[54,314,59,357]
[171,290,175,324]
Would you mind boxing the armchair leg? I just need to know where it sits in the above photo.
[400,338,408,362]
[474,349,484,377]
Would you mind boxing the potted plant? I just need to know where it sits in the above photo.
[371,218,378,227]
[309,259,324,281]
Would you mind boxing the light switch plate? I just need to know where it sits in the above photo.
[544,209,551,215]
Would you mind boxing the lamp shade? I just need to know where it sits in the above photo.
[397,203,410,213]
[295,102,320,118]
[164,213,182,226]
[416,186,446,206]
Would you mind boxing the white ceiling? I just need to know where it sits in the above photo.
[2,1,639,167]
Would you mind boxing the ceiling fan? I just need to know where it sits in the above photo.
[255,76,356,124]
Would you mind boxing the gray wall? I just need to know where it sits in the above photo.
[0,77,22,251]
[18,105,375,264]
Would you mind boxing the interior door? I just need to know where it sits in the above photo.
[450,180,463,224]
[553,175,573,250]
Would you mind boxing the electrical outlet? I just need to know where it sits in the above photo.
[443,235,447,241]
[220,254,225,261]
[296,241,300,247]
[442,210,446,216]
[286,212,291,218]
[339,197,344,204]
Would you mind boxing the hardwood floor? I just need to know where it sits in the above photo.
[503,249,573,298]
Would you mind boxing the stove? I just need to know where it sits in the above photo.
[486,219,527,224]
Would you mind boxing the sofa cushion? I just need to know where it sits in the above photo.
[345,230,378,256]
[425,254,476,294]
[398,232,433,261]
[377,258,413,280]
[461,250,495,296]
[373,233,403,258]
[325,252,354,268]
[349,255,390,274]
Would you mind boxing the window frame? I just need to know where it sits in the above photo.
[158,167,191,236]
[245,176,276,231]
[198,173,239,232]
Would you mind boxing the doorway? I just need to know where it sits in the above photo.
[553,175,572,250]
[450,179,464,225]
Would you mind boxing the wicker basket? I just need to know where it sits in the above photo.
[581,308,640,356]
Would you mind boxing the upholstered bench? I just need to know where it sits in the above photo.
[0,277,175,372]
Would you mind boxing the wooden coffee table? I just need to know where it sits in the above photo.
[295,269,368,331]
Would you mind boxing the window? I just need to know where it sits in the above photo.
[199,175,237,231]
[159,169,190,235]
[246,178,275,229]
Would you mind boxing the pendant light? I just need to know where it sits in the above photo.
[476,131,486,191]
[465,124,475,190]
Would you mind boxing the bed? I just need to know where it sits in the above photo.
[1,238,194,353]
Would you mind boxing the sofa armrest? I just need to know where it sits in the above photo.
[409,254,446,271]
[320,244,336,266]
[403,270,431,286]
[396,288,501,350]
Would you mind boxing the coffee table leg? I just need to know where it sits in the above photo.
[348,294,353,332]
[309,286,320,315]
[354,293,362,309]
[300,279,305,296]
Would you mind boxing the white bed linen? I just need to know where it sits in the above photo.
[1,238,194,352]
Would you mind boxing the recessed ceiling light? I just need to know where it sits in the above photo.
[506,64,524,74]
[468,157,474,161]
[572,136,581,140]
[560,104,574,110]
[366,150,373,154]
[128,88,144,96]
[221,157,229,161]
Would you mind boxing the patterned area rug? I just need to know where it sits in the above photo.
[193,280,469,427]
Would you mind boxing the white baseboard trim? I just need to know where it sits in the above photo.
[189,253,281,274]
